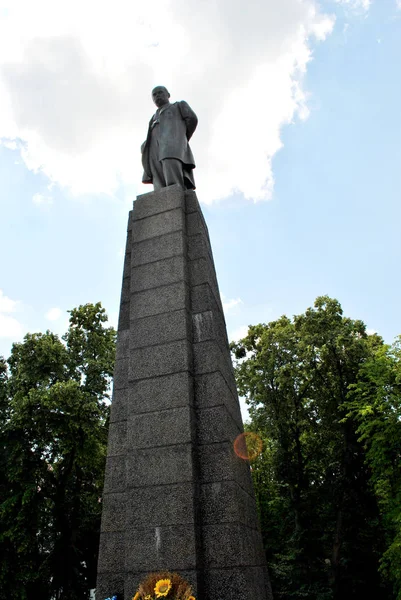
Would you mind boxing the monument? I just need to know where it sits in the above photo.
[96,87,273,600]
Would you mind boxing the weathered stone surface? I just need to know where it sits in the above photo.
[204,566,273,600]
[130,281,188,319]
[100,492,127,532]
[103,455,126,494]
[131,230,185,267]
[132,208,184,242]
[124,524,197,571]
[129,339,192,380]
[115,329,130,360]
[126,482,196,528]
[196,404,242,445]
[127,372,194,416]
[131,255,187,292]
[131,309,191,349]
[113,356,128,390]
[109,387,128,423]
[127,406,193,449]
[134,184,185,219]
[96,572,125,600]
[118,299,130,331]
[198,441,253,490]
[126,444,194,488]
[107,421,127,456]
[97,531,126,573]
[97,186,271,600]
[200,481,259,527]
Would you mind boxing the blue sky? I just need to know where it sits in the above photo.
[0,0,400,393]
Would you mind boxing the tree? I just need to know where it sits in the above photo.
[0,303,116,600]
[231,296,390,600]
[345,337,401,598]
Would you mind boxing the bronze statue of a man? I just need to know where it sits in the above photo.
[141,86,198,190]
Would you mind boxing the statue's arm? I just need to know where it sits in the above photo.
[178,101,198,140]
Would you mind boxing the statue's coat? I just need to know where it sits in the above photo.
[141,101,198,187]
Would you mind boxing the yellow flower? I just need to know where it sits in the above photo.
[144,596,152,600]
[133,593,140,600]
[188,596,196,600]
[154,578,172,597]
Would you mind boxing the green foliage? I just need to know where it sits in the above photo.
[0,303,116,600]
[232,296,392,600]
[345,337,401,598]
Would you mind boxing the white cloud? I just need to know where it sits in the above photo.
[229,325,249,341]
[334,0,371,12]
[396,0,401,10]
[32,192,53,205]
[222,295,243,312]
[0,289,18,313]
[366,327,377,335]
[45,307,62,321]
[0,290,23,339]
[0,0,336,203]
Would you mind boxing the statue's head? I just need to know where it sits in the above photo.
[152,86,170,108]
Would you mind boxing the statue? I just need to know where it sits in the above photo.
[141,86,198,190]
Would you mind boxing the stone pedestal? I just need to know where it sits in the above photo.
[96,185,273,600]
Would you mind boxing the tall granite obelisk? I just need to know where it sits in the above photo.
[96,184,273,600]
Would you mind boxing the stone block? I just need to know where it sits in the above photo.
[131,255,186,292]
[193,340,237,398]
[129,339,191,381]
[107,421,126,456]
[113,357,128,390]
[192,309,229,353]
[130,281,188,319]
[120,275,131,304]
[118,300,130,331]
[190,282,224,317]
[202,522,256,568]
[123,251,131,278]
[187,210,210,242]
[131,230,185,267]
[189,256,214,287]
[127,372,194,416]
[127,406,193,449]
[110,388,128,423]
[197,405,242,445]
[192,310,214,343]
[127,210,133,231]
[126,444,194,488]
[197,441,253,490]
[185,190,199,214]
[126,482,196,528]
[204,566,273,600]
[124,524,197,571]
[100,492,126,532]
[194,372,243,428]
[130,309,190,349]
[97,531,125,573]
[96,572,125,600]
[103,455,126,494]
[134,184,185,219]
[132,208,184,243]
[200,481,259,528]
[115,329,129,361]
[187,232,212,261]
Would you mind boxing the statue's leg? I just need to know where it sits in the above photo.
[148,131,166,190]
[150,162,166,190]
[162,158,184,189]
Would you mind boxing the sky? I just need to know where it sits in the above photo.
[0,0,400,420]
